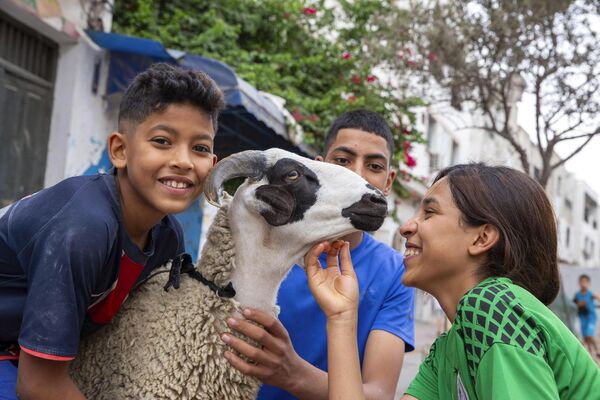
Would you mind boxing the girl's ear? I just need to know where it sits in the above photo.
[108,132,127,169]
[468,224,500,256]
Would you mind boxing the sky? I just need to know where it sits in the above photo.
[518,94,600,195]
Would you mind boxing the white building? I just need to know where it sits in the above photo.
[0,0,115,205]
[388,99,600,269]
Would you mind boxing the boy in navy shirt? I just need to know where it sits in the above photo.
[0,63,224,399]
[222,110,415,399]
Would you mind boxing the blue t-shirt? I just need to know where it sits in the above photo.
[258,233,415,400]
[575,291,597,318]
[0,174,184,361]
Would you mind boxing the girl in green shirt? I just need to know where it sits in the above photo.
[304,163,600,399]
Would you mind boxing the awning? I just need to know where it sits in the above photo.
[86,30,309,158]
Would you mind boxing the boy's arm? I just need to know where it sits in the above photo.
[224,310,405,400]
[16,352,85,400]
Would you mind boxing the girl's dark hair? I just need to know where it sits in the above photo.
[118,63,225,132]
[434,163,559,305]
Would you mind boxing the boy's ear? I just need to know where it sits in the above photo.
[468,224,500,256]
[108,131,127,169]
[383,168,397,196]
[315,155,324,162]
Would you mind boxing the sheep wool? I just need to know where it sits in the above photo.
[70,197,261,399]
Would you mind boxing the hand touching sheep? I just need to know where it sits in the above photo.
[304,240,366,400]
[304,240,359,322]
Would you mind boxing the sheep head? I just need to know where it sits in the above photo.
[205,148,387,249]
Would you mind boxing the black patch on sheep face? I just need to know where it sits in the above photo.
[256,158,320,225]
[342,193,387,231]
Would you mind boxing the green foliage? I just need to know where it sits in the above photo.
[112,0,424,171]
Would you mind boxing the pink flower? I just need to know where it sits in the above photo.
[404,47,412,55]
[403,141,412,151]
[342,51,351,60]
[351,75,362,85]
[427,52,438,61]
[292,109,304,122]
[396,51,404,59]
[366,75,376,83]
[406,60,417,68]
[348,95,357,103]
[405,152,417,168]
[303,7,317,15]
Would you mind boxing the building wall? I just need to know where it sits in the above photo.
[389,101,600,269]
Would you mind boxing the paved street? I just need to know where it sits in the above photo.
[395,320,440,398]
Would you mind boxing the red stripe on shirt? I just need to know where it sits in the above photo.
[20,346,74,361]
[87,254,144,324]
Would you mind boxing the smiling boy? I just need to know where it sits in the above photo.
[222,109,415,399]
[0,63,224,399]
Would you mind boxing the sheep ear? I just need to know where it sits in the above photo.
[204,150,267,207]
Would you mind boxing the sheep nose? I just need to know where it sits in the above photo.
[342,192,388,232]
[368,193,387,207]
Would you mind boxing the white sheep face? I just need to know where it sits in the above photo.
[229,148,387,254]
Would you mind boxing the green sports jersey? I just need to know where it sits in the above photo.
[406,277,600,399]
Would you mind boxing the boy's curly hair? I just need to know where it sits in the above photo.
[118,63,225,133]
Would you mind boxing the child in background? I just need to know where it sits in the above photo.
[0,63,224,399]
[305,163,600,399]
[574,274,600,358]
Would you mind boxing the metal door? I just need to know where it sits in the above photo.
[0,10,57,206]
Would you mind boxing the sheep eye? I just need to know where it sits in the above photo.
[285,170,300,182]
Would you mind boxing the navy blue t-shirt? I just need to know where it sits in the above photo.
[0,174,184,361]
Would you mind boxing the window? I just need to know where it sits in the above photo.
[584,193,597,224]
[450,140,459,166]
[566,227,570,247]
[429,153,440,171]
[565,198,572,210]
[427,115,437,150]
[533,167,541,181]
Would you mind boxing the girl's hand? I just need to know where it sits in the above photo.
[304,240,358,321]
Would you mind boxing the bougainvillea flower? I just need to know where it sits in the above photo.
[342,51,351,60]
[367,75,376,83]
[405,153,417,167]
[292,110,304,122]
[303,7,317,15]
[351,75,362,84]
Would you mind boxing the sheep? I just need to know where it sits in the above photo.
[70,148,388,399]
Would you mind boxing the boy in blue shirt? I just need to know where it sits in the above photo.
[574,274,600,358]
[0,63,224,399]
[221,110,415,399]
